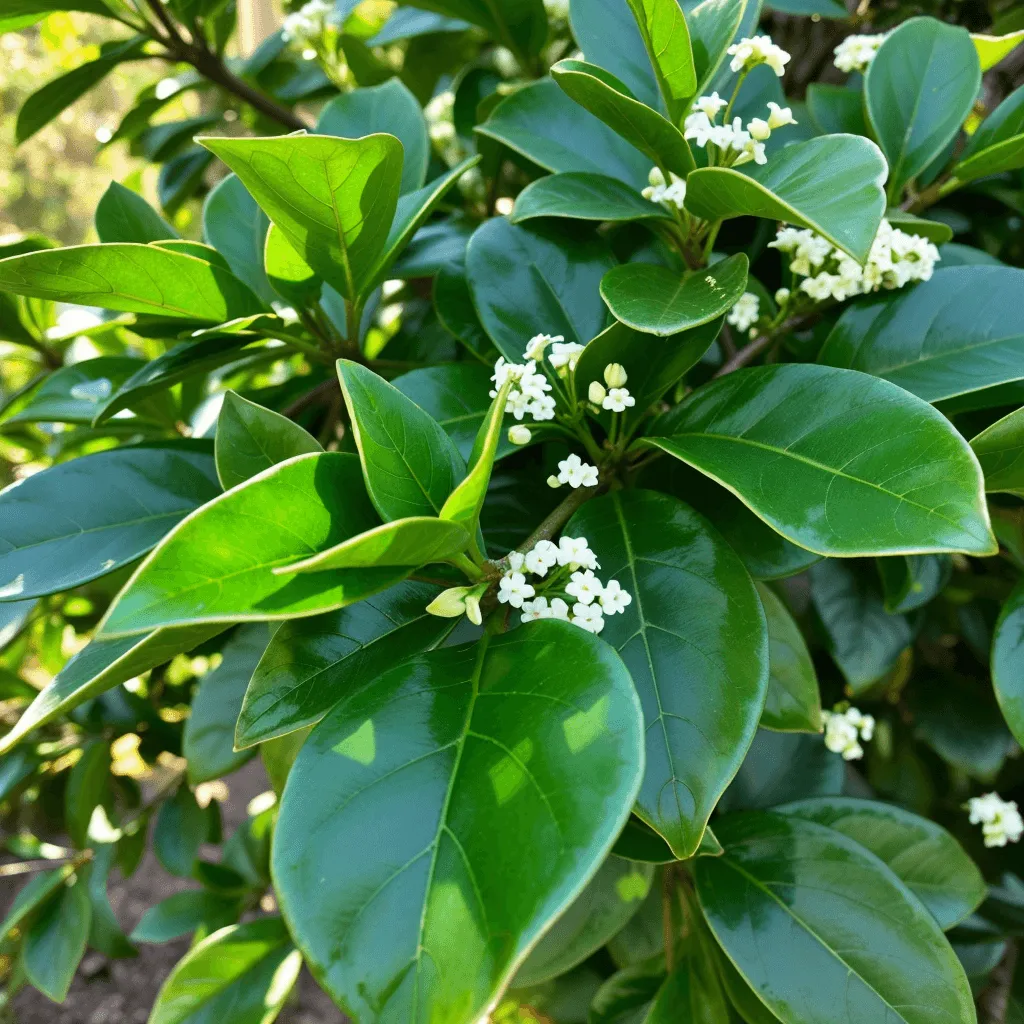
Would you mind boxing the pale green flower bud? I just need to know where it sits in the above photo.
[426,586,471,618]
[547,474,561,488]
[603,363,628,388]
[588,381,607,404]
[747,118,771,141]
[508,425,532,445]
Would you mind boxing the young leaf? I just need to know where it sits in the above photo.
[684,135,887,264]
[199,133,403,301]
[511,172,672,223]
[552,59,695,178]
[640,364,996,557]
[865,18,981,197]
[183,625,273,785]
[818,267,1024,404]
[623,0,697,124]
[600,254,748,337]
[776,797,985,930]
[0,443,221,600]
[695,812,976,1024]
[972,29,1024,70]
[756,583,821,733]
[236,582,453,748]
[272,623,644,1023]
[317,79,429,193]
[566,490,768,859]
[338,360,466,521]
[215,390,322,490]
[95,181,177,243]
[23,879,92,1002]
[148,918,301,1024]
[99,453,406,637]
[0,243,265,321]
[971,405,1024,495]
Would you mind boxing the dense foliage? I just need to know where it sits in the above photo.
[3,0,1024,1021]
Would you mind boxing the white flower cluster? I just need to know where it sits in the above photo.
[684,96,797,168]
[822,705,875,761]
[967,793,1024,848]
[498,536,632,634]
[769,220,940,303]
[491,356,556,422]
[727,35,791,77]
[553,453,599,488]
[281,0,338,48]
[424,90,461,164]
[727,292,760,333]
[642,167,687,209]
[833,32,888,73]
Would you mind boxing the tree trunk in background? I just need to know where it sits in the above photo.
[238,0,280,56]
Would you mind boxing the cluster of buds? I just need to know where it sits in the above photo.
[967,793,1024,848]
[587,363,635,414]
[726,34,792,76]
[726,292,761,335]
[684,95,797,168]
[497,536,632,635]
[822,704,875,761]
[642,167,687,209]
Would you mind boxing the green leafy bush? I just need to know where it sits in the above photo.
[3,0,1024,1021]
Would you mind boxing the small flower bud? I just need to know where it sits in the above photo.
[426,586,471,618]
[588,381,607,404]
[774,287,791,305]
[547,474,562,488]
[464,593,483,625]
[603,363,628,388]
[747,117,771,141]
[508,425,532,445]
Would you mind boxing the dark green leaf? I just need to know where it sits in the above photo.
[590,961,664,1024]
[645,941,730,1024]
[876,554,951,613]
[23,879,91,1002]
[612,816,677,864]
[806,82,868,136]
[100,453,406,636]
[402,0,547,55]
[641,364,996,556]
[154,783,207,877]
[600,255,748,337]
[272,623,644,1022]
[433,267,499,364]
[0,864,76,939]
[0,443,220,601]
[65,739,110,848]
[83,843,135,959]
[370,7,471,44]
[885,208,954,245]
[511,172,672,224]
[236,581,453,747]
[566,490,768,858]
[992,581,1024,751]
[972,406,1024,495]
[95,181,177,243]
[130,889,241,944]
[158,147,213,217]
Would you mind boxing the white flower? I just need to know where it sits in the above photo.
[683,112,716,148]
[506,389,533,420]
[833,32,887,73]
[281,0,338,45]
[520,597,549,622]
[692,92,727,119]
[599,579,632,615]
[571,602,605,633]
[727,292,760,332]
[727,35,791,77]
[603,363,627,388]
[822,705,875,761]
[524,539,559,576]
[491,356,525,391]
[497,572,535,608]
[508,550,525,572]
[801,273,840,302]
[548,341,585,370]
[518,363,551,401]
[524,332,564,360]
[766,102,797,129]
[967,793,1024,848]
[641,166,687,209]
[747,117,771,141]
[508,425,531,445]
[557,453,599,488]
[602,388,635,413]
[566,569,604,605]
[548,597,571,621]
[528,394,557,421]
[557,535,599,570]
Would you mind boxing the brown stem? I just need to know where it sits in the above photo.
[517,478,606,554]
[0,851,91,878]
[712,331,774,377]
[282,378,339,418]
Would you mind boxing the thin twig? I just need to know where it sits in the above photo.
[282,378,339,418]
[518,479,606,554]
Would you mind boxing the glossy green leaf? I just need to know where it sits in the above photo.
[971,406,1024,495]
[65,739,110,849]
[696,812,977,1024]
[154,783,207,877]
[199,133,402,302]
[511,172,672,224]
[95,181,177,243]
[516,855,653,987]
[885,208,954,245]
[714,946,780,1024]
[183,625,273,784]
[130,889,242,944]
[865,18,981,197]
[777,797,985,930]
[0,443,220,601]
[0,624,223,755]
[317,79,428,193]
[810,559,911,693]
[0,243,264,321]
[148,918,301,1024]
[600,254,748,337]
[466,217,614,361]
[641,364,996,556]
[684,135,887,264]
[876,553,951,613]
[432,268,499,364]
[755,583,820,733]
[23,879,91,1002]
[612,816,677,864]
[590,961,664,1024]
[688,0,747,95]
[279,517,470,572]
[818,267,1024,404]
[264,223,321,307]
[215,390,322,490]
[202,173,276,307]
[806,82,868,136]
[401,0,547,56]
[645,942,730,1024]
[100,453,406,636]
[623,0,696,123]
[566,490,768,858]
[338,359,466,521]
[552,59,694,178]
[272,623,644,1022]
[236,581,453,747]
[992,580,1024,752]
[477,78,650,189]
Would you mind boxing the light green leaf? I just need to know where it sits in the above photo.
[95,181,178,244]
[99,453,406,636]
[264,223,321,307]
[511,172,672,224]
[623,0,696,124]
[971,405,1024,495]
[65,739,110,849]
[600,254,748,337]
[688,0,747,96]
[972,29,1024,70]
[215,390,322,490]
[684,135,887,263]
[272,623,644,1023]
[566,490,768,859]
[641,364,996,556]
[957,85,1024,183]
[23,879,91,1002]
